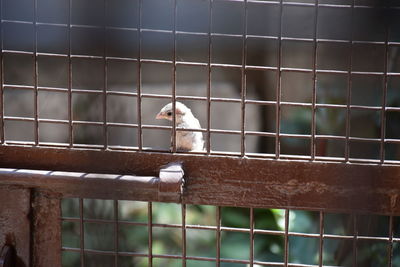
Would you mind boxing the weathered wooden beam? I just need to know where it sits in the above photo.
[1,145,400,215]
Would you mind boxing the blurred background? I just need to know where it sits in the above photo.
[61,198,400,267]
[2,0,400,266]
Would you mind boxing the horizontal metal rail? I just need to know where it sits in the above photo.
[1,145,400,215]
[60,216,400,242]
[0,162,184,202]
[2,49,400,77]
[60,246,346,267]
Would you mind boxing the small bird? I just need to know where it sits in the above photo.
[156,102,204,152]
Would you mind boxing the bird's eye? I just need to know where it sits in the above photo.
[167,111,172,116]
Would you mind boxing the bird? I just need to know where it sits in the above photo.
[156,102,204,152]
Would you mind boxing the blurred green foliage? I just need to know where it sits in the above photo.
[61,198,400,267]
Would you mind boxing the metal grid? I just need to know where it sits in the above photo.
[0,1,399,266]
[61,199,400,267]
[0,0,399,164]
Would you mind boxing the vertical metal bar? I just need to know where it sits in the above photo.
[114,200,119,267]
[103,0,108,149]
[181,204,186,267]
[380,1,389,164]
[136,0,143,151]
[171,0,178,153]
[33,0,39,145]
[240,0,248,157]
[388,215,394,267]
[148,202,153,267]
[284,209,289,267]
[318,211,324,267]
[0,0,4,144]
[79,198,85,267]
[275,0,284,159]
[30,190,34,267]
[206,0,212,155]
[216,206,221,267]
[352,214,358,267]
[345,0,355,162]
[68,0,73,147]
[249,208,254,267]
[311,0,319,160]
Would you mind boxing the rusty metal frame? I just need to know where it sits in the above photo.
[1,145,400,216]
[0,160,184,203]
[1,0,400,267]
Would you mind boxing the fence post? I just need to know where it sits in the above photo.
[0,186,31,267]
[31,190,61,267]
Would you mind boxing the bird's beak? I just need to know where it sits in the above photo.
[156,112,166,120]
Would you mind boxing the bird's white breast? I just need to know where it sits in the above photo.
[175,113,204,152]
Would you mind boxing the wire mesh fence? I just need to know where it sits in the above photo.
[1,0,400,266]
[61,198,400,267]
[1,0,400,163]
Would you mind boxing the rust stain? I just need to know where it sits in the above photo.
[4,233,15,247]
[2,146,400,215]
[390,194,398,211]
[273,179,332,196]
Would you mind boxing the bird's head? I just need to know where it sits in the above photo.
[155,102,190,123]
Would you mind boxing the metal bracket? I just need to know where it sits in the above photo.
[158,162,184,200]
[0,245,15,267]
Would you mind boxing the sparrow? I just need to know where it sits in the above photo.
[156,102,205,152]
